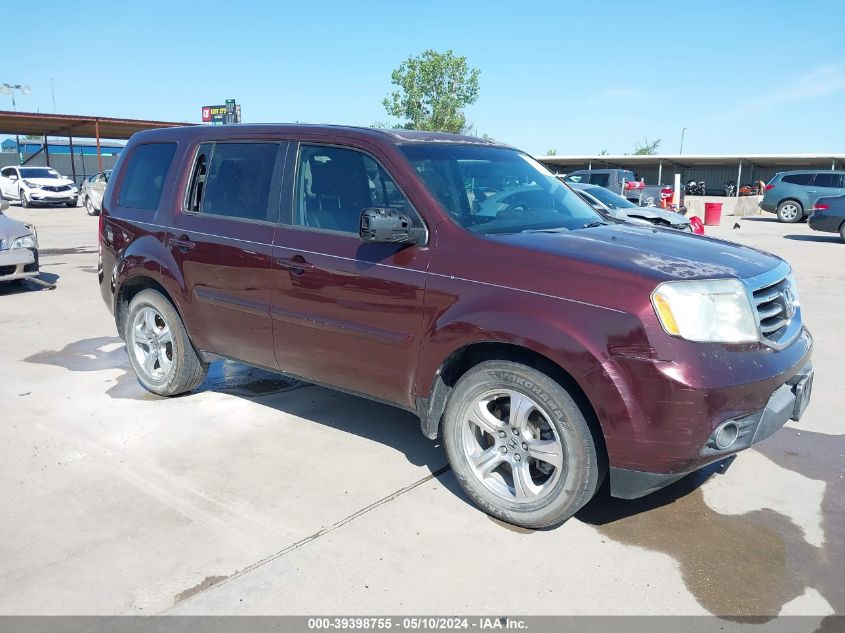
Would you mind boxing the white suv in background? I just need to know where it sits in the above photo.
[0,165,78,208]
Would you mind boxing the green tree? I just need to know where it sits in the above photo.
[546,148,557,156]
[599,149,609,155]
[383,49,481,133]
[633,138,662,155]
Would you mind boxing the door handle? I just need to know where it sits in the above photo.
[276,256,314,275]
[169,235,196,252]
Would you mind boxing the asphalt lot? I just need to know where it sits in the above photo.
[0,202,842,622]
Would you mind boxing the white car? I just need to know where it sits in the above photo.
[0,165,78,208]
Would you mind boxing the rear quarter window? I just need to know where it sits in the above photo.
[589,173,610,187]
[781,173,814,186]
[117,142,177,210]
[812,173,844,188]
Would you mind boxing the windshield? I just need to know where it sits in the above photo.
[20,168,60,179]
[585,185,638,210]
[400,145,603,234]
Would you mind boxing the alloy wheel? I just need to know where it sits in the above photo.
[129,306,174,381]
[780,203,799,221]
[460,389,566,502]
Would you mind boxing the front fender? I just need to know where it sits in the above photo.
[415,282,652,438]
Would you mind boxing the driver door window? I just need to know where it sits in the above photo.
[292,144,418,234]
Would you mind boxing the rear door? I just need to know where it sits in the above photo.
[270,141,431,407]
[808,172,845,205]
[167,139,289,370]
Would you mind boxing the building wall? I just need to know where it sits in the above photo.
[0,153,120,186]
[539,159,841,196]
[1,142,123,156]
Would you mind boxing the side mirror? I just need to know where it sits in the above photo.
[9,174,18,181]
[359,207,423,245]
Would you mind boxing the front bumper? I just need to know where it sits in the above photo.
[609,361,814,499]
[26,191,78,205]
[0,248,39,281]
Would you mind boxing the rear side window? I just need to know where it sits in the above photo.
[118,143,177,210]
[186,142,280,222]
[621,170,636,182]
[813,173,843,188]
[781,173,813,186]
[589,173,610,187]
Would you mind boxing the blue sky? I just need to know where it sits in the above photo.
[6,0,845,155]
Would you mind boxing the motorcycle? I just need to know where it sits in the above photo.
[685,180,705,196]
[724,181,737,197]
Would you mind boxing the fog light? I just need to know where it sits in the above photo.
[714,421,739,450]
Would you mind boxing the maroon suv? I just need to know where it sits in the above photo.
[98,125,813,528]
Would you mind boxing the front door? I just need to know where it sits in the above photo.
[167,140,288,370]
[271,142,431,407]
[0,167,17,199]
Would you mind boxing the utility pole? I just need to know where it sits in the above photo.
[679,127,687,155]
[1,83,31,163]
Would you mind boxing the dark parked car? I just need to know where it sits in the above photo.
[570,182,699,233]
[808,194,845,242]
[760,170,845,223]
[99,125,813,528]
[558,168,687,214]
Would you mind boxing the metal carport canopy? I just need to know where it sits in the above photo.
[0,110,192,139]
[536,153,845,168]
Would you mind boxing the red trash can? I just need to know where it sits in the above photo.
[704,202,723,226]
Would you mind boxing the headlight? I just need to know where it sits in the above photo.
[651,278,758,343]
[12,234,38,249]
[22,180,38,189]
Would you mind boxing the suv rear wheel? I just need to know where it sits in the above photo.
[443,360,603,528]
[125,289,208,396]
[776,200,803,223]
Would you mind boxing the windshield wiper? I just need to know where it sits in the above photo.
[520,227,570,234]
[579,221,607,229]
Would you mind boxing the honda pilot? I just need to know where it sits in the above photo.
[98,125,813,528]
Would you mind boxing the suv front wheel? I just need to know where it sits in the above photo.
[443,360,603,528]
[125,289,208,396]
[776,200,803,223]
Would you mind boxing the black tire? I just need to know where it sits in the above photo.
[19,191,30,208]
[84,197,98,215]
[124,289,208,396]
[66,201,77,208]
[443,360,603,529]
[776,200,803,223]
[839,222,845,244]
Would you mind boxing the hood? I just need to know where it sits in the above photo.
[23,177,74,187]
[0,212,33,247]
[487,223,781,281]
[622,206,689,225]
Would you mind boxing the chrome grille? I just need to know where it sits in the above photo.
[42,185,71,192]
[750,272,798,344]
